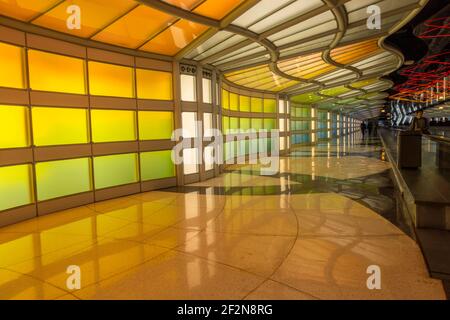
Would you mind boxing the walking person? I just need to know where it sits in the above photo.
[367,121,373,136]
[410,110,430,134]
[360,121,367,138]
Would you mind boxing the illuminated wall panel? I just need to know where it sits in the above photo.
[0,42,25,89]
[229,93,238,111]
[32,107,89,146]
[204,146,214,171]
[182,112,197,138]
[28,49,86,94]
[230,117,239,131]
[264,99,277,113]
[203,113,213,137]
[36,158,92,201]
[0,164,33,211]
[240,118,250,131]
[251,97,263,112]
[140,150,175,181]
[91,109,136,143]
[202,78,212,104]
[251,118,263,130]
[136,69,173,100]
[94,153,139,189]
[183,148,198,175]
[264,119,276,130]
[88,61,134,98]
[222,89,229,109]
[0,105,30,149]
[138,111,173,140]
[222,116,230,133]
[180,74,196,102]
[240,96,250,112]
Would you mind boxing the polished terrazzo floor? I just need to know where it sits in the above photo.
[0,133,446,300]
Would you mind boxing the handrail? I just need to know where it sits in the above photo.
[425,134,450,145]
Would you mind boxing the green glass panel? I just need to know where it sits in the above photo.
[36,158,92,201]
[230,117,239,130]
[32,107,89,146]
[91,109,136,143]
[138,111,173,140]
[240,118,250,130]
[251,97,263,112]
[263,99,276,113]
[0,164,33,211]
[222,116,229,132]
[264,119,276,130]
[94,153,138,189]
[251,118,263,130]
[140,150,175,181]
[291,93,326,104]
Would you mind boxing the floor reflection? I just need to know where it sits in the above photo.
[0,132,445,300]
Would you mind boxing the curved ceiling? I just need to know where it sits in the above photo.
[0,0,430,119]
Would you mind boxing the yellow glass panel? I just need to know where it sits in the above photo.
[0,42,25,89]
[193,0,243,20]
[92,5,174,49]
[229,93,238,111]
[140,19,208,56]
[91,109,136,143]
[32,107,89,146]
[0,105,30,149]
[264,99,277,113]
[33,0,137,38]
[0,164,33,211]
[88,61,134,98]
[251,97,263,112]
[138,111,174,140]
[28,49,86,94]
[0,0,59,21]
[36,158,92,201]
[136,69,173,100]
[240,95,250,112]
[94,153,139,189]
[222,89,229,109]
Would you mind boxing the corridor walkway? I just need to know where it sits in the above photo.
[0,133,445,300]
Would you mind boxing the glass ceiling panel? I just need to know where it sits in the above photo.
[32,0,137,38]
[190,33,246,60]
[350,78,379,88]
[213,43,266,65]
[319,86,352,97]
[92,5,174,49]
[291,93,327,104]
[273,20,337,47]
[163,0,204,10]
[247,0,324,34]
[268,11,335,43]
[0,0,60,21]
[232,0,293,29]
[279,35,335,57]
[193,0,244,20]
[140,19,208,56]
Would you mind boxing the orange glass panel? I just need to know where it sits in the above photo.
[0,0,59,21]
[0,42,25,89]
[140,19,208,56]
[92,5,175,49]
[163,0,203,10]
[193,0,243,20]
[33,0,137,38]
